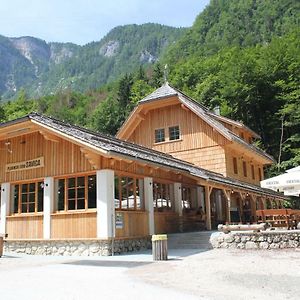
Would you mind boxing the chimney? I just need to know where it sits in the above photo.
[213,106,220,115]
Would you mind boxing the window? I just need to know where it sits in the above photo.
[153,182,172,210]
[169,126,180,141]
[114,175,144,210]
[56,174,96,211]
[243,161,247,177]
[12,181,44,214]
[251,165,255,180]
[258,168,263,181]
[182,186,192,209]
[233,157,238,174]
[155,128,165,143]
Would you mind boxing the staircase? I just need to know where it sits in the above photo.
[167,231,214,250]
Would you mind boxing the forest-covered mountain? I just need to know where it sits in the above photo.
[166,0,299,61]
[0,0,299,175]
[0,23,185,99]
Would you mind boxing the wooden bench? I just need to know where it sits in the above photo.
[256,209,292,229]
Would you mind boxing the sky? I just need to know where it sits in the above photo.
[0,0,209,45]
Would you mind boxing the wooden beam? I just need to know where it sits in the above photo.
[39,130,60,143]
[80,147,101,169]
[205,185,213,230]
[181,103,189,112]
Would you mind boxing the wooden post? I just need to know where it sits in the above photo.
[152,234,168,261]
[205,185,212,230]
[144,177,155,235]
[0,183,10,236]
[249,194,257,223]
[222,189,231,224]
[238,192,246,223]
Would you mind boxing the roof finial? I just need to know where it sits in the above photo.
[164,64,169,84]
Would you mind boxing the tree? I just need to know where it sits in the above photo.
[91,97,124,135]
[117,73,133,108]
[151,63,164,88]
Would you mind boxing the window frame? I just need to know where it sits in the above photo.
[114,174,144,211]
[153,181,172,211]
[251,165,255,180]
[243,161,247,177]
[154,128,165,143]
[55,173,96,212]
[11,180,44,214]
[169,125,180,141]
[233,157,238,175]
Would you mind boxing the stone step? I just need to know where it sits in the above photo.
[166,231,214,249]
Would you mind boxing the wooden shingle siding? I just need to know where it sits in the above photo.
[171,146,227,176]
[225,147,264,185]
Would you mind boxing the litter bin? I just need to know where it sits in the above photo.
[0,236,3,258]
[152,234,168,261]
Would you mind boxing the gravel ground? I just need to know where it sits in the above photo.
[0,249,300,300]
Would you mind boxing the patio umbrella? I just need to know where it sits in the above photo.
[260,166,300,196]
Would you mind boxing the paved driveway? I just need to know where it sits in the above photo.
[0,249,300,300]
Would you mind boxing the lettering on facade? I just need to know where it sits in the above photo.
[6,157,44,172]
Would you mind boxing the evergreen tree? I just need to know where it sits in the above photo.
[117,73,133,108]
[151,63,164,88]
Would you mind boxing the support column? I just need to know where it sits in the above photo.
[205,186,212,230]
[43,177,54,239]
[96,170,115,239]
[0,183,10,235]
[144,177,154,235]
[174,183,182,217]
[196,186,205,209]
[222,189,231,224]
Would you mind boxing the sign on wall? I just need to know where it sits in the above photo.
[6,157,44,172]
[115,212,124,229]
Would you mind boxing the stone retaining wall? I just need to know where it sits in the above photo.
[4,237,152,256]
[210,230,300,250]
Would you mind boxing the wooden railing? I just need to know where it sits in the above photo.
[256,209,300,229]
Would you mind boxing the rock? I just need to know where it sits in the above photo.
[245,241,258,249]
[224,235,234,243]
[259,242,269,249]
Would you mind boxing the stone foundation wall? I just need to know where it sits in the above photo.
[210,230,300,250]
[4,237,152,256]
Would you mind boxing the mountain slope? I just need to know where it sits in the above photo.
[166,0,300,62]
[0,23,185,99]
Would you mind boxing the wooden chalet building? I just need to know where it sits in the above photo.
[0,83,285,255]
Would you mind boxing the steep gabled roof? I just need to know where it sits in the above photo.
[119,83,274,163]
[0,113,284,199]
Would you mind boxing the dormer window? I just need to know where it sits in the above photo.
[155,128,165,143]
[169,126,180,141]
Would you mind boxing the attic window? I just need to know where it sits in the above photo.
[155,128,165,143]
[169,126,180,141]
